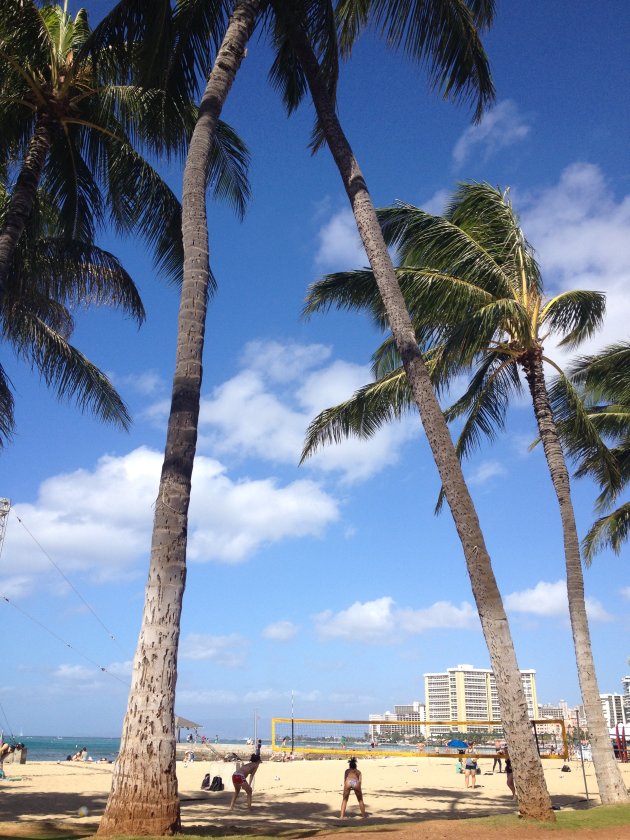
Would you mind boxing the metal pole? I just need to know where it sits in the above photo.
[291,690,294,755]
[576,714,589,802]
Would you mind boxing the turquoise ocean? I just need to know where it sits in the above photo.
[4,735,121,762]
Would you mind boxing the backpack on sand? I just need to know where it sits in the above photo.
[209,775,224,791]
[201,773,211,790]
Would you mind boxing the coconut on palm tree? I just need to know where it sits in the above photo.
[302,182,628,804]
[0,182,143,444]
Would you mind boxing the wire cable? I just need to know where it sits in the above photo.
[1,593,129,686]
[10,511,128,657]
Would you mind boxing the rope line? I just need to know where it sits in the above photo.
[0,594,128,686]
[11,511,127,656]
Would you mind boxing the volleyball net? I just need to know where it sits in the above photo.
[271,717,568,759]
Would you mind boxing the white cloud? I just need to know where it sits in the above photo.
[452,100,531,168]
[241,340,332,384]
[1,444,340,596]
[262,620,299,641]
[111,370,165,396]
[314,596,478,643]
[197,341,418,484]
[398,601,478,633]
[620,587,630,601]
[505,579,612,622]
[518,163,630,356]
[315,208,366,268]
[466,460,507,486]
[179,633,247,668]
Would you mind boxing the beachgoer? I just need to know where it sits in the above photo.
[505,757,515,798]
[340,757,366,819]
[229,754,261,810]
[183,749,195,765]
[0,742,15,772]
[464,756,477,788]
[214,735,219,744]
[255,739,262,757]
[493,748,504,773]
[455,758,463,774]
[187,733,194,743]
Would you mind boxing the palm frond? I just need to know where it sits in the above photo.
[8,302,131,429]
[582,502,630,564]
[0,362,15,446]
[301,366,411,461]
[548,371,621,500]
[377,200,520,301]
[541,289,606,349]
[207,119,251,220]
[336,0,495,121]
[569,340,630,404]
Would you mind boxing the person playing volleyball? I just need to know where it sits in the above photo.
[228,753,261,810]
[340,757,366,818]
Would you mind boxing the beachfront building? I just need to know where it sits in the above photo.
[600,693,628,729]
[622,676,630,720]
[424,664,538,736]
[368,702,426,739]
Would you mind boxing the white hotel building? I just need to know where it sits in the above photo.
[424,663,538,735]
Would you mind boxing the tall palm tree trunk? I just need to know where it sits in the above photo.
[0,120,51,297]
[97,3,263,835]
[522,346,628,803]
[286,23,553,822]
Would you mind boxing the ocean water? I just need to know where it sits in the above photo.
[3,736,121,763]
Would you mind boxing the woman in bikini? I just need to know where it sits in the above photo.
[340,757,366,818]
[229,753,261,810]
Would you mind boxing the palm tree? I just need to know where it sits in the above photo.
[98,1,553,829]
[302,183,629,804]
[0,0,189,293]
[552,341,630,562]
[0,182,143,444]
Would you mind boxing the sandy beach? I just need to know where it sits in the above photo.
[1,750,630,836]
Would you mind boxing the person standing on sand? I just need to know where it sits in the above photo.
[340,757,367,819]
[229,754,261,811]
[505,757,516,798]
[464,756,477,788]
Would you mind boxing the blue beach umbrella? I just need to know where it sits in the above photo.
[447,739,468,749]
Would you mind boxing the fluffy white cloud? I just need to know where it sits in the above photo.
[314,596,478,642]
[1,445,340,596]
[262,620,299,641]
[452,100,531,168]
[196,340,418,484]
[620,587,630,601]
[315,208,366,268]
[505,579,612,622]
[519,163,630,356]
[179,634,247,668]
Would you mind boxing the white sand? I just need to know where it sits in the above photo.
[1,753,628,833]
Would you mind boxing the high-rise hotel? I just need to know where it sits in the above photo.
[424,663,538,735]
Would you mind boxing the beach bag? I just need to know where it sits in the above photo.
[561,764,571,772]
[209,775,224,791]
[201,773,211,790]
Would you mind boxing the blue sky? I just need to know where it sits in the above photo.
[1,1,629,739]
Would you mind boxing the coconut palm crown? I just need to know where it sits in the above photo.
[0,1,250,295]
[302,181,628,803]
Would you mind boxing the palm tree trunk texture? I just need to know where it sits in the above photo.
[0,120,51,298]
[98,3,263,835]
[522,346,628,804]
[287,25,554,822]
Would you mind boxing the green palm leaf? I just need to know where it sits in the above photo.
[541,290,606,348]
[583,502,630,563]
[336,0,495,121]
